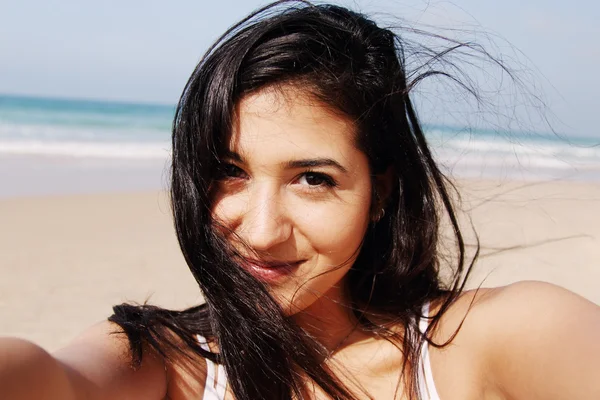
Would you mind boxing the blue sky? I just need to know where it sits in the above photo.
[1,0,598,136]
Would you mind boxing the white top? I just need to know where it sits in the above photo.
[197,303,441,400]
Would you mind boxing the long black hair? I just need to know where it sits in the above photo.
[110,1,484,398]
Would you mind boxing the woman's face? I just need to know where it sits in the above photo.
[211,87,373,315]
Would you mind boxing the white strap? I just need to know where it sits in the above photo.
[418,303,442,400]
[197,335,228,400]
[215,363,228,399]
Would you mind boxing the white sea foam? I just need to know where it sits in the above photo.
[435,138,600,159]
[0,122,168,142]
[430,135,600,173]
[429,136,600,181]
[0,140,171,160]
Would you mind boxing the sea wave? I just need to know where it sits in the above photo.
[431,138,600,159]
[0,140,170,159]
[0,121,170,142]
[429,134,600,172]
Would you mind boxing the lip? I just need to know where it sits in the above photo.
[239,259,304,283]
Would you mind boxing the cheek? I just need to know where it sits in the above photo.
[210,189,248,230]
[295,191,372,260]
[280,190,371,314]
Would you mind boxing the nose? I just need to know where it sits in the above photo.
[241,184,291,252]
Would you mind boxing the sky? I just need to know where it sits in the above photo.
[0,0,598,137]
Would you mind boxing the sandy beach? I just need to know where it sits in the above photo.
[0,179,599,351]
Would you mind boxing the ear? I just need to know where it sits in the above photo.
[371,166,395,219]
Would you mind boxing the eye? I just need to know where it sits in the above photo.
[216,163,247,180]
[297,172,337,188]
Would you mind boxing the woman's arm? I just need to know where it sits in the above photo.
[484,281,600,399]
[0,321,172,400]
[0,337,76,400]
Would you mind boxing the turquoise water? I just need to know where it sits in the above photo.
[1,94,599,181]
[0,94,173,158]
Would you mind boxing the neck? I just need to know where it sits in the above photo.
[292,281,369,355]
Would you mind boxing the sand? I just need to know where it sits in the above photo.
[0,191,201,350]
[456,180,600,301]
[0,180,599,351]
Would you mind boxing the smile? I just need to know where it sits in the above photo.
[240,259,304,283]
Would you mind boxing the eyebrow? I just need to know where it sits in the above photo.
[285,158,348,174]
[223,151,348,174]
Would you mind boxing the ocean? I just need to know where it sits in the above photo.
[1,94,598,197]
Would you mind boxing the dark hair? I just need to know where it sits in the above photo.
[110,1,483,398]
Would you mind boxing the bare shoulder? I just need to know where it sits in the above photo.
[430,281,600,399]
[54,320,207,400]
[449,281,600,343]
[432,281,599,339]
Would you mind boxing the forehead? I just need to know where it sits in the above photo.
[228,87,359,162]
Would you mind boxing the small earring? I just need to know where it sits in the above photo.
[373,208,385,222]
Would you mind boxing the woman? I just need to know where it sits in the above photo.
[1,2,599,399]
